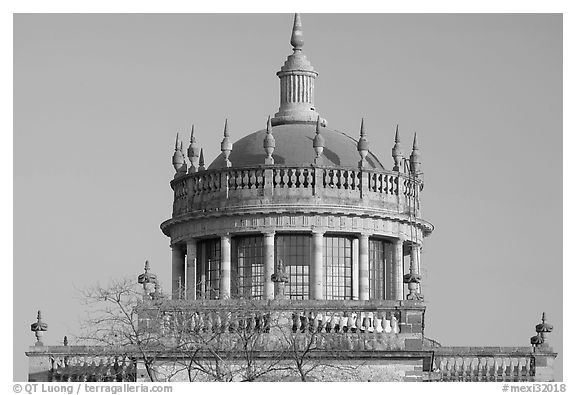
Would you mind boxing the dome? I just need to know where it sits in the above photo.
[208,123,385,170]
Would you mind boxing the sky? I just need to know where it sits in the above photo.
[13,13,563,380]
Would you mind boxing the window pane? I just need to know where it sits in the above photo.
[232,235,264,300]
[324,236,353,300]
[275,234,311,300]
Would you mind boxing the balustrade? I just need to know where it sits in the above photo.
[173,165,419,202]
[430,353,534,382]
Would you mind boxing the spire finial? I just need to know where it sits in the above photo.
[290,13,304,51]
[172,133,185,174]
[199,148,206,171]
[221,119,233,167]
[392,124,403,171]
[187,124,200,173]
[223,118,230,137]
[313,115,325,164]
[263,115,276,165]
[357,118,369,167]
[409,132,421,175]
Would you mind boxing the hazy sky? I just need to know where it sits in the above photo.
[13,13,562,380]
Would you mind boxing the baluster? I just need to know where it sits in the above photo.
[297,168,304,188]
[305,168,312,188]
[248,170,256,189]
[288,168,296,188]
[503,357,512,381]
[349,313,357,332]
[256,169,263,188]
[300,313,309,333]
[241,170,248,190]
[391,313,399,333]
[273,169,280,188]
[374,313,383,333]
[281,169,289,188]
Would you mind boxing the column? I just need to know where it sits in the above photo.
[185,239,197,300]
[392,238,404,300]
[358,234,369,300]
[263,232,275,300]
[220,234,231,299]
[171,245,185,300]
[311,232,324,300]
[352,238,359,300]
[385,242,394,300]
[411,243,422,293]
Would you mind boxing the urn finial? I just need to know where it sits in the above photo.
[221,119,233,167]
[187,124,200,173]
[409,132,421,175]
[263,115,276,165]
[392,124,403,171]
[357,118,370,168]
[313,116,325,164]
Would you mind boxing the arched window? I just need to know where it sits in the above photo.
[231,235,264,299]
[275,234,311,300]
[324,235,353,300]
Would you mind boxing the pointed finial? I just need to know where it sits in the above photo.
[409,132,421,175]
[263,115,276,165]
[172,133,185,174]
[144,260,150,273]
[290,13,304,51]
[187,124,200,173]
[357,118,369,167]
[392,124,403,171]
[223,119,230,137]
[63,336,68,346]
[221,119,233,167]
[199,148,206,171]
[313,116,325,164]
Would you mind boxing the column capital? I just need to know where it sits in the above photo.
[262,230,276,237]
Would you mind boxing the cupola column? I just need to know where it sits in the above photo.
[171,245,185,300]
[220,234,231,299]
[410,243,422,293]
[358,234,370,300]
[185,239,197,300]
[263,232,276,300]
[392,238,404,300]
[311,231,325,300]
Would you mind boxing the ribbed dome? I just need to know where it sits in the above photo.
[208,123,385,170]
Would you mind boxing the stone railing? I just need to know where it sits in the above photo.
[26,346,136,382]
[425,348,537,382]
[138,299,425,339]
[171,165,422,217]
